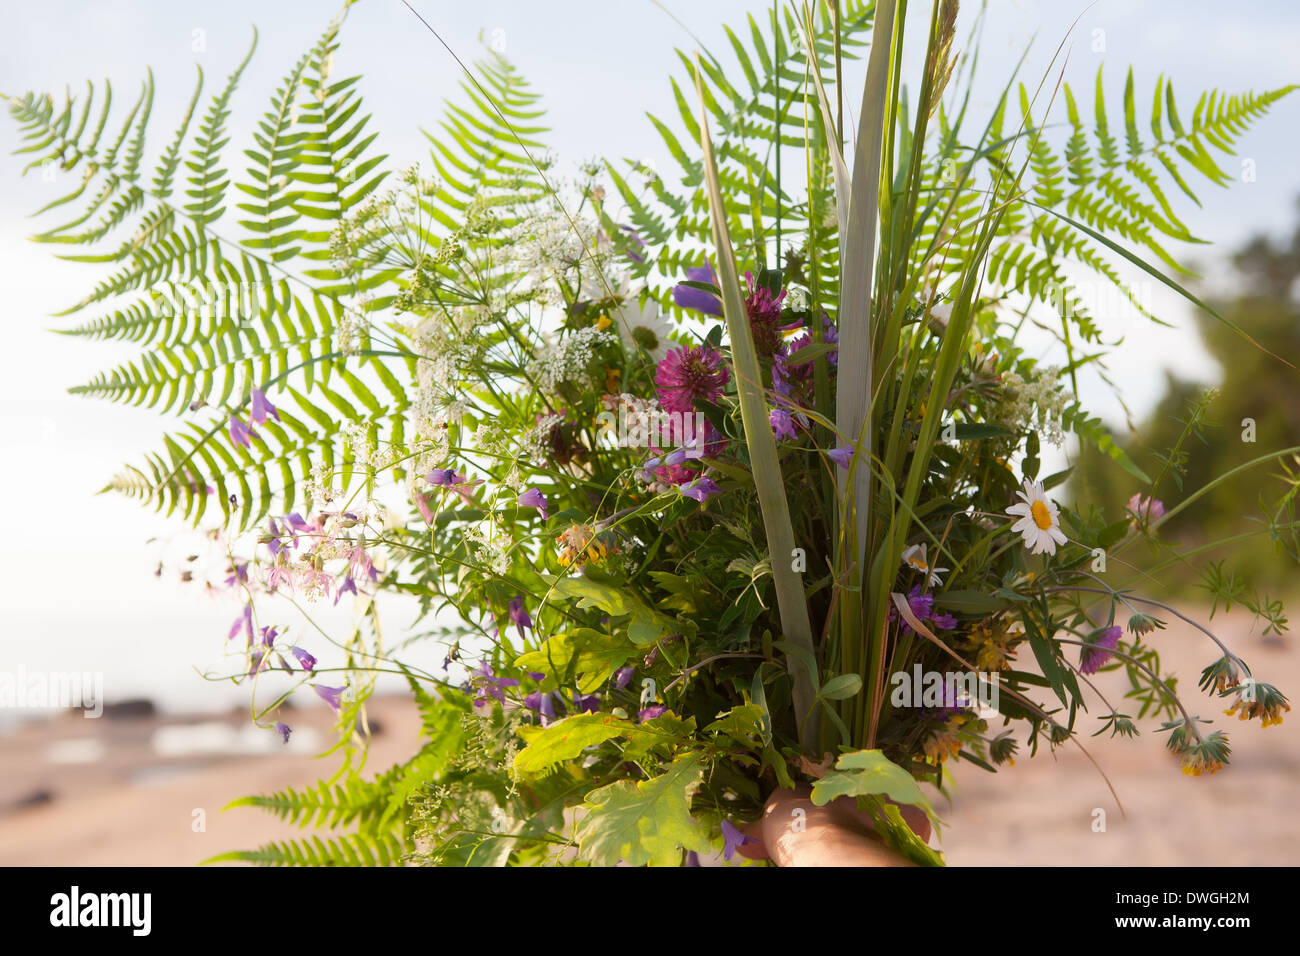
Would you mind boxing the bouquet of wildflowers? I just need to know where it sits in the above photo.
[9,0,1297,866]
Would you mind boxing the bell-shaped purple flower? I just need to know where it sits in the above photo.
[682,477,721,502]
[313,684,345,713]
[250,388,280,425]
[229,415,255,449]
[672,264,722,317]
[518,488,548,519]
[291,647,317,675]
[228,604,254,644]
[721,819,759,861]
[508,596,533,641]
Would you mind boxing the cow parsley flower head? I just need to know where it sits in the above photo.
[529,326,615,393]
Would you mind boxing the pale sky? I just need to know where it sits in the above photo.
[1,0,1297,716]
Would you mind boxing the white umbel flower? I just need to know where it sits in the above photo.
[900,543,948,586]
[1006,479,1068,555]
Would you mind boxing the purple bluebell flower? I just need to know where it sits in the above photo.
[1080,625,1123,675]
[225,562,249,588]
[721,819,759,861]
[518,488,548,519]
[682,477,721,502]
[267,517,284,556]
[291,647,317,674]
[615,666,635,690]
[248,651,268,679]
[620,225,646,264]
[523,690,557,724]
[260,625,277,649]
[770,408,796,441]
[828,443,854,470]
[274,722,291,744]
[685,851,702,867]
[672,264,722,317]
[228,604,254,644]
[426,468,460,486]
[334,575,357,606]
[573,693,601,714]
[313,684,345,713]
[509,596,533,640]
[639,704,667,722]
[470,663,519,709]
[229,415,255,449]
[250,388,280,425]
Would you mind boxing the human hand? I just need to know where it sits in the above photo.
[737,785,932,867]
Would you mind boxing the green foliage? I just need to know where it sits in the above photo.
[574,754,711,866]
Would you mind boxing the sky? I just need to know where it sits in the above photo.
[1,0,1297,716]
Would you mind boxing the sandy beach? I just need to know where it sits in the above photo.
[1,606,1294,866]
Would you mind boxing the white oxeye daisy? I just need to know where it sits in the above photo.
[900,543,948,586]
[1006,479,1068,555]
[613,292,674,362]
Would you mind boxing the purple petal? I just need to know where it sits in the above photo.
[291,647,317,674]
[313,684,345,713]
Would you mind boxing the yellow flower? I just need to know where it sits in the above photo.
[1181,755,1224,776]
[961,619,1022,672]
[595,314,612,331]
[556,524,608,567]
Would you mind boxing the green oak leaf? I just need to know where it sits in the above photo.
[810,749,932,814]
[512,713,633,775]
[575,754,710,866]
[514,628,635,693]
[552,577,629,616]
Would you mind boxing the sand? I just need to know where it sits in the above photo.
[0,606,1294,866]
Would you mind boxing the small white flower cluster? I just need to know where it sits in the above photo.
[305,460,338,504]
[998,365,1068,447]
[463,522,515,576]
[522,413,564,465]
[528,325,614,394]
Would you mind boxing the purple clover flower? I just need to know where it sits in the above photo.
[1080,625,1123,675]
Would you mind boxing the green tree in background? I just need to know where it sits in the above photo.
[1074,201,1300,599]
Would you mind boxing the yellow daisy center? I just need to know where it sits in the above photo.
[1030,500,1053,530]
